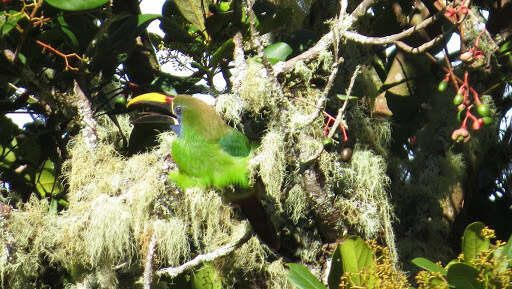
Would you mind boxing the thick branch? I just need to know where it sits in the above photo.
[73,80,98,149]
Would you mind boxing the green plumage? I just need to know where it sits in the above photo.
[168,95,252,191]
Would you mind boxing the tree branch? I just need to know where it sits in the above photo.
[395,23,456,54]
[73,80,98,150]
[274,0,380,75]
[341,11,442,45]
[156,223,251,278]
[274,1,444,74]
[143,232,157,289]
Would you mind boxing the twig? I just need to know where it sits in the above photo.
[156,223,251,278]
[230,32,247,94]
[443,44,459,91]
[143,232,157,289]
[301,58,343,128]
[299,0,350,128]
[13,0,45,62]
[341,11,442,45]
[275,0,441,75]
[394,23,456,54]
[327,65,361,138]
[36,40,83,71]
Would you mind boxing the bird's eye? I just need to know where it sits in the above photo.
[175,105,183,115]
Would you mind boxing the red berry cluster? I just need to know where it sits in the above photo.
[443,0,469,23]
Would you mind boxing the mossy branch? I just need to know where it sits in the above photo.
[156,222,251,278]
[73,80,98,150]
[143,231,157,289]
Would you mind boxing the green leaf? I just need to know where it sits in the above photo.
[498,39,512,56]
[191,263,222,289]
[34,159,62,198]
[0,138,18,168]
[1,11,24,36]
[44,0,110,11]
[328,245,343,289]
[446,263,483,289]
[57,15,79,47]
[135,14,161,27]
[462,222,489,263]
[264,42,293,65]
[336,94,359,101]
[495,234,512,272]
[411,257,447,275]
[338,236,375,287]
[173,0,209,38]
[286,263,327,289]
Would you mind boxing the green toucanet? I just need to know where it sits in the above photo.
[127,93,279,249]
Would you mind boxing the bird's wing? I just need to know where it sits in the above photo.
[218,130,251,157]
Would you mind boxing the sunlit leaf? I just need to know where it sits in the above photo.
[44,0,110,11]
[264,42,293,65]
[411,257,447,275]
[286,263,327,289]
[336,94,359,100]
[338,236,376,287]
[174,0,210,39]
[495,234,512,272]
[446,263,483,289]
[34,159,62,198]
[1,11,24,36]
[191,263,223,289]
[462,222,489,263]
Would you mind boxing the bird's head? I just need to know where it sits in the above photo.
[126,92,182,134]
[127,93,229,138]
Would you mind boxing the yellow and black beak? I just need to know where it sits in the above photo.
[127,93,178,126]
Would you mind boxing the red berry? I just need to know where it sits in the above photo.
[472,121,481,130]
